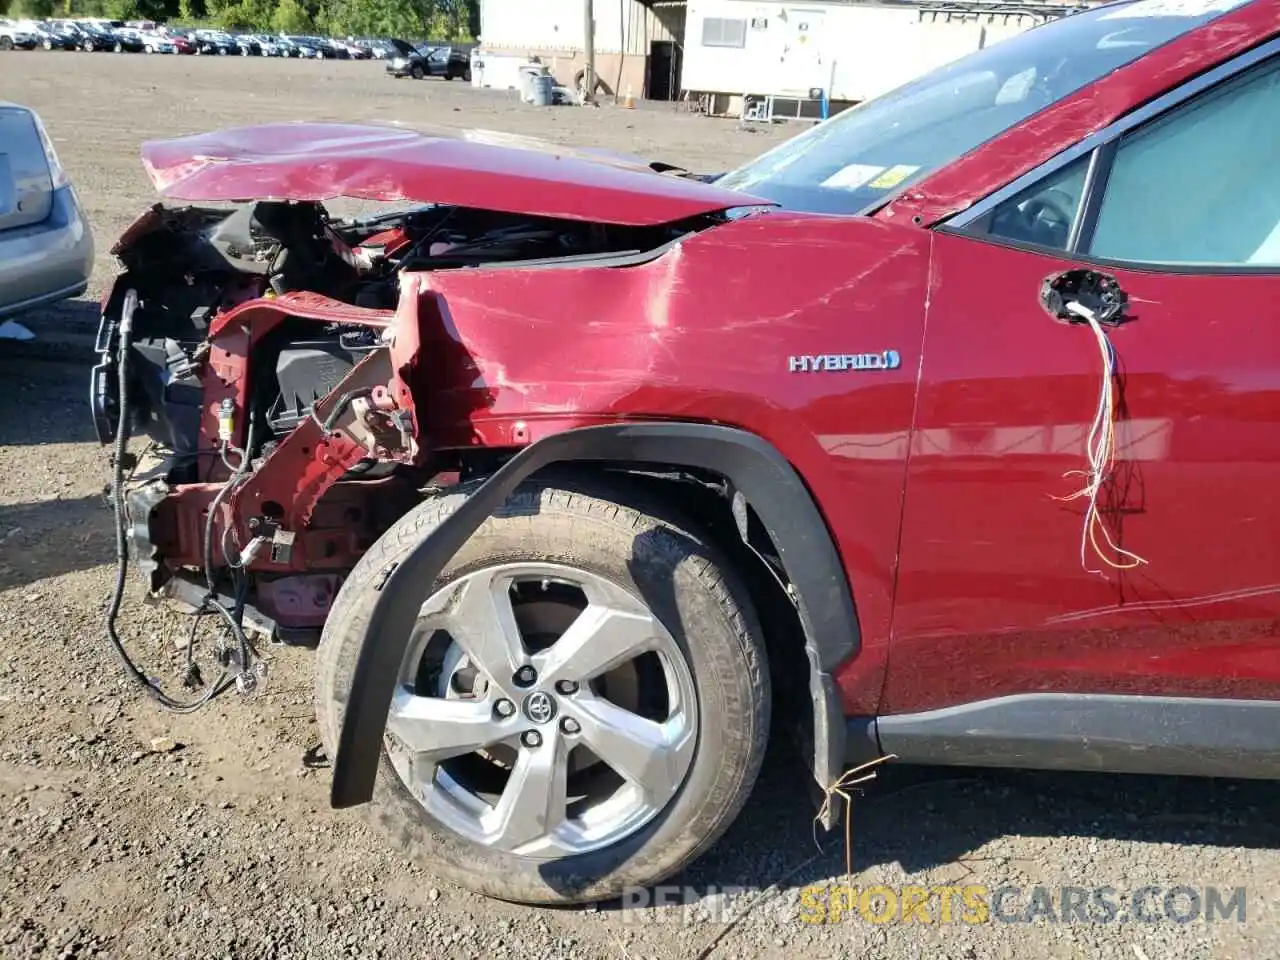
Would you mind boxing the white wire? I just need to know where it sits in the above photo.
[1057,301,1147,576]
[222,525,245,569]
[218,442,249,568]
[220,443,246,475]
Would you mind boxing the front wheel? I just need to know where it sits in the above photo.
[315,480,771,905]
[410,64,424,80]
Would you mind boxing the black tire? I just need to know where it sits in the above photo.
[315,479,771,905]
[410,63,424,80]
[2,36,15,51]
[81,39,93,52]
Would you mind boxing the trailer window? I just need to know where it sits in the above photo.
[702,17,747,48]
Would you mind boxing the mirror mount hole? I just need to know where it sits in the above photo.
[1040,268,1130,326]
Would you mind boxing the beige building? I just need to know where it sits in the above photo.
[478,0,690,101]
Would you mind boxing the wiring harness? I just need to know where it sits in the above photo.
[104,289,262,713]
[1054,300,1148,576]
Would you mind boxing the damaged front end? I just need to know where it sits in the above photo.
[91,121,760,646]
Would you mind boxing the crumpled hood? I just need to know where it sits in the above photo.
[140,121,772,227]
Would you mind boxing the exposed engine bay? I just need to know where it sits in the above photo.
[90,196,716,701]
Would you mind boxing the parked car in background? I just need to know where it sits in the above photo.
[74,21,120,51]
[44,20,85,49]
[428,45,471,79]
[110,28,148,53]
[231,33,261,55]
[284,35,326,58]
[12,19,53,48]
[340,38,372,59]
[0,103,92,319]
[270,35,301,57]
[161,30,199,54]
[192,29,237,55]
[388,42,471,80]
[0,18,39,50]
[365,38,401,59]
[307,35,346,58]
[246,34,279,56]
[384,39,429,78]
[34,21,81,50]
[140,29,178,54]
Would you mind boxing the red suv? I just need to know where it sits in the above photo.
[94,0,1280,905]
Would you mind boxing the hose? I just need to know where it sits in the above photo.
[201,413,256,675]
[312,386,374,433]
[103,288,235,713]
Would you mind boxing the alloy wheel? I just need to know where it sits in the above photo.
[384,562,699,859]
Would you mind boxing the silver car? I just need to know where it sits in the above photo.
[0,103,93,319]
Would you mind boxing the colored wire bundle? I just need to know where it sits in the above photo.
[1055,301,1147,576]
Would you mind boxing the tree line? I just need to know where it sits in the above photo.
[0,0,480,40]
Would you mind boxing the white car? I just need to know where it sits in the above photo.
[140,30,177,53]
[0,18,39,50]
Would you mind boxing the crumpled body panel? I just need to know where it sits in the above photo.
[407,210,934,713]
[140,121,772,226]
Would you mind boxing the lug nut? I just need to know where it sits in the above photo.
[494,699,515,718]
[521,730,543,748]
[560,717,580,735]
[555,680,579,695]
[513,666,537,687]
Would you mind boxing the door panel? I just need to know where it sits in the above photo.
[779,8,827,94]
[884,230,1280,713]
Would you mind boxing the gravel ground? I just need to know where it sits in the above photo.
[1,51,1277,960]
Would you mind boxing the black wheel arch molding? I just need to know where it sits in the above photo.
[329,420,864,813]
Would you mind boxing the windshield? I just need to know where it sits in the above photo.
[717,0,1251,214]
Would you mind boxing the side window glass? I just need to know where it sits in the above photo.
[1089,57,1280,266]
[974,156,1089,252]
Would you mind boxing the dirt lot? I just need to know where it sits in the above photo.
[1,52,1277,960]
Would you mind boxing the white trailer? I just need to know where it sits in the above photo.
[682,0,1083,117]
